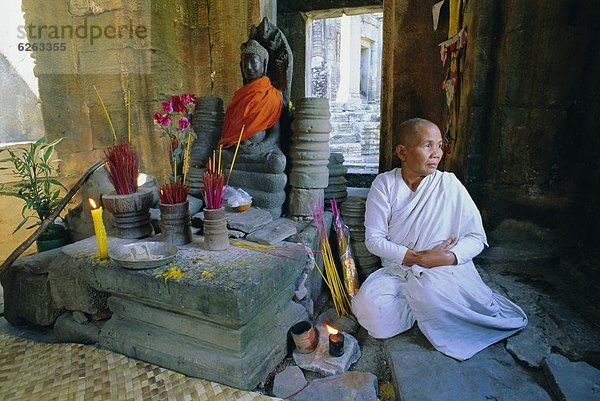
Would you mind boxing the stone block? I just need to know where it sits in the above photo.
[100,298,307,390]
[71,237,306,328]
[106,283,296,353]
[54,312,100,344]
[289,168,330,189]
[187,195,203,215]
[290,371,378,401]
[48,251,109,315]
[385,329,552,401]
[1,249,64,326]
[543,353,600,401]
[288,188,324,217]
[226,207,273,233]
[246,218,298,245]
[273,366,308,399]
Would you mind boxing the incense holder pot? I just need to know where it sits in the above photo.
[290,321,319,354]
[102,188,154,239]
[203,207,230,251]
[159,200,192,245]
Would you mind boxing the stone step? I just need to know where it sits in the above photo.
[99,300,307,390]
[385,329,553,401]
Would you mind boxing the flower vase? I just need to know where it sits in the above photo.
[159,200,192,245]
[101,188,154,239]
[203,207,229,250]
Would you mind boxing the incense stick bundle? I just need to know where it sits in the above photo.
[158,179,189,204]
[104,141,139,195]
[203,153,224,209]
[311,205,351,316]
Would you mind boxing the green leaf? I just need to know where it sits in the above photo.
[43,146,54,163]
[47,178,64,188]
[47,137,63,147]
[25,222,39,230]
[12,216,30,233]
[34,136,47,146]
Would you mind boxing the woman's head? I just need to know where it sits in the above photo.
[395,118,444,178]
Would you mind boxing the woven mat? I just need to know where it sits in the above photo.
[0,332,280,401]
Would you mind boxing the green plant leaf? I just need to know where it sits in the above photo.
[47,137,63,147]
[12,216,30,233]
[43,146,54,163]
[47,178,65,188]
[34,136,47,146]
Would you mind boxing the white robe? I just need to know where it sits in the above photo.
[352,168,527,361]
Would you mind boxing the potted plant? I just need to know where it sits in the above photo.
[94,86,153,239]
[0,136,70,252]
[153,93,196,245]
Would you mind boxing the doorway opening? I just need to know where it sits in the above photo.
[306,12,383,174]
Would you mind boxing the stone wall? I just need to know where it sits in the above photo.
[0,0,272,261]
[20,0,265,184]
[443,1,600,294]
[379,0,448,172]
[0,55,44,144]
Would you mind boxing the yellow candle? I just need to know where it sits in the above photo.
[89,199,109,259]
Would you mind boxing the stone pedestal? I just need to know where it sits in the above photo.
[2,218,333,391]
[61,236,310,390]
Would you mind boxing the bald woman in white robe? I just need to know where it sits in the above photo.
[352,118,527,361]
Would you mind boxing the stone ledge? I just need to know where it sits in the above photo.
[63,236,306,327]
[99,300,307,390]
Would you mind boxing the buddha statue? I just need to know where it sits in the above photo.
[218,31,291,217]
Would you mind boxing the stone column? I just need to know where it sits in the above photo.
[336,14,361,104]
[188,96,224,197]
[288,98,331,219]
[324,153,348,205]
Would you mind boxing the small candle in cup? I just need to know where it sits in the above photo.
[327,324,344,357]
[89,198,109,259]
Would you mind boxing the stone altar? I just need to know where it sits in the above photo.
[1,218,331,390]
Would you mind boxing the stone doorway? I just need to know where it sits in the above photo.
[306,12,383,174]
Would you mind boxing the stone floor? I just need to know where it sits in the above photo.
[2,220,600,400]
[262,219,600,401]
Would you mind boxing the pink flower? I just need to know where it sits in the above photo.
[153,112,163,125]
[162,101,173,113]
[171,95,188,113]
[153,113,171,127]
[181,93,196,105]
[178,117,190,131]
[161,114,171,127]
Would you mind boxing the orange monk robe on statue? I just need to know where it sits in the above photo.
[218,76,283,148]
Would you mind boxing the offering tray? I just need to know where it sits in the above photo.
[109,241,178,269]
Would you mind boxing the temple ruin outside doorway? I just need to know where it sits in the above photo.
[306,12,383,174]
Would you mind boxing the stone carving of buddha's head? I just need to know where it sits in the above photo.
[240,39,269,84]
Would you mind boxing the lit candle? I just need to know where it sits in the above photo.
[327,324,344,357]
[89,199,109,259]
